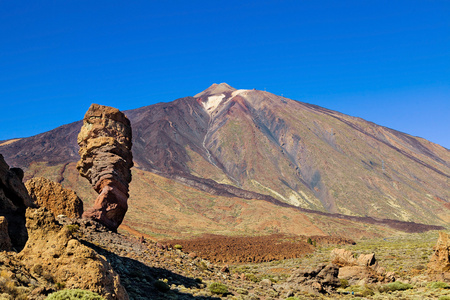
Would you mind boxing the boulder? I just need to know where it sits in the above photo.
[76,104,133,231]
[17,207,129,300]
[25,177,83,219]
[277,264,340,294]
[331,248,389,283]
[0,153,34,250]
[331,248,357,267]
[357,253,376,267]
[428,232,450,273]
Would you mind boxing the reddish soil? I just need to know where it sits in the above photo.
[164,234,355,264]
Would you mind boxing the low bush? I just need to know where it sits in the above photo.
[343,284,375,297]
[66,224,79,234]
[379,281,413,292]
[46,289,105,300]
[208,282,228,295]
[429,281,450,289]
[340,278,349,288]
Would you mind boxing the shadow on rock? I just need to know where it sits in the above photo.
[82,240,221,300]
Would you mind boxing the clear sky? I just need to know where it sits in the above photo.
[1,1,449,148]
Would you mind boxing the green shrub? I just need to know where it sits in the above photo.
[208,282,228,295]
[379,281,413,292]
[285,297,300,300]
[360,287,375,297]
[66,224,79,234]
[429,281,450,289]
[439,296,450,300]
[173,244,183,250]
[245,273,259,283]
[340,278,349,288]
[153,280,170,292]
[46,289,105,300]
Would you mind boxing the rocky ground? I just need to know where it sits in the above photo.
[1,211,450,299]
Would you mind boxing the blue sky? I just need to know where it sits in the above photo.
[1,1,449,148]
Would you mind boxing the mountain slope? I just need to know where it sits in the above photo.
[1,83,449,229]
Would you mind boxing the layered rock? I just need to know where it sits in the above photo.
[428,231,450,273]
[17,207,128,300]
[0,153,34,250]
[25,177,83,219]
[77,104,133,231]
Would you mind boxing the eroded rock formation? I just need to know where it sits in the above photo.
[77,104,133,231]
[428,231,450,273]
[275,264,340,295]
[25,177,83,219]
[0,153,34,250]
[331,248,393,284]
[17,207,129,300]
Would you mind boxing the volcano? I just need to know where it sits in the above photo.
[1,83,449,238]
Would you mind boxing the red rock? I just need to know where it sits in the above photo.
[77,104,133,231]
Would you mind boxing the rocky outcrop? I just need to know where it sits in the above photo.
[17,207,129,300]
[275,264,340,295]
[25,177,83,219]
[0,153,34,250]
[331,248,393,284]
[428,232,450,273]
[0,216,12,251]
[76,104,133,231]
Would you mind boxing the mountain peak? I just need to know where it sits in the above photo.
[194,83,237,98]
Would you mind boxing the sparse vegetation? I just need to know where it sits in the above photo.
[46,289,105,300]
[429,281,450,289]
[0,270,28,300]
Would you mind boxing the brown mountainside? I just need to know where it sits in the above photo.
[1,83,449,236]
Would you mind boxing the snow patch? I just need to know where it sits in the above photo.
[231,89,249,98]
[202,94,225,114]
